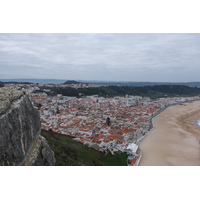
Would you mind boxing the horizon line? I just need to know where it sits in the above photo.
[1,78,200,83]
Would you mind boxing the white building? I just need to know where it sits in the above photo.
[126,143,139,155]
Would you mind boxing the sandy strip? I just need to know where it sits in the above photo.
[139,101,200,166]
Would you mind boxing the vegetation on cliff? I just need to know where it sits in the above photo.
[41,131,127,166]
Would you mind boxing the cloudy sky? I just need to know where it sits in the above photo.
[0,33,200,82]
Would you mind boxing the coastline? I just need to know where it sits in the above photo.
[138,100,200,166]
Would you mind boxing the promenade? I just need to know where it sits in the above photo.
[139,101,200,166]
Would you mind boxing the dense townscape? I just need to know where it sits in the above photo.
[3,82,200,166]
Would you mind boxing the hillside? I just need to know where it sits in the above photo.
[41,131,127,166]
[41,85,200,99]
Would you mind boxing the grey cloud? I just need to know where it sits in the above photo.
[0,33,200,81]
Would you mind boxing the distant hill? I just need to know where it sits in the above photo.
[85,81,200,87]
[41,85,200,99]
[63,80,83,85]
[0,79,66,84]
[2,81,33,84]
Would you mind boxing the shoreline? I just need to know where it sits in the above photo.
[138,100,200,166]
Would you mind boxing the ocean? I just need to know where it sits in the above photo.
[197,119,200,127]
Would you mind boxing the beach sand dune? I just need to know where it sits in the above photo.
[139,101,200,166]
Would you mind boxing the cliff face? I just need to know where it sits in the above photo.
[0,87,55,166]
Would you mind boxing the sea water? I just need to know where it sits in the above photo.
[197,119,200,127]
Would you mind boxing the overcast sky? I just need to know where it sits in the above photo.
[0,33,200,82]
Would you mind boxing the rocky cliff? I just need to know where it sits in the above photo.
[0,87,55,166]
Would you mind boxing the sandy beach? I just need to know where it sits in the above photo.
[139,101,200,166]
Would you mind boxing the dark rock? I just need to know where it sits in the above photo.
[33,136,56,166]
[0,87,55,166]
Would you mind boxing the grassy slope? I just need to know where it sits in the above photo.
[41,131,127,166]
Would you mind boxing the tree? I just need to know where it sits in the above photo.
[106,117,111,126]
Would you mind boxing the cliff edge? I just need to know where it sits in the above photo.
[0,87,55,166]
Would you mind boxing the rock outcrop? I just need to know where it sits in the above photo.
[0,87,55,166]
